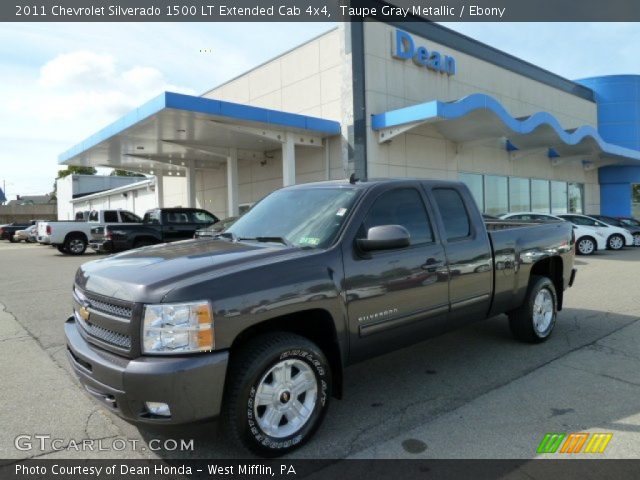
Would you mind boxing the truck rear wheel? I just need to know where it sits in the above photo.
[56,244,67,254]
[221,332,331,457]
[508,275,557,343]
[64,234,87,255]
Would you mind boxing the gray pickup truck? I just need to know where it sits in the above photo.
[64,178,576,456]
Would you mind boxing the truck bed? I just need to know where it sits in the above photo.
[486,219,573,317]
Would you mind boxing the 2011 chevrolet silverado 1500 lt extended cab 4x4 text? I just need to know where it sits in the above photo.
[64,179,576,456]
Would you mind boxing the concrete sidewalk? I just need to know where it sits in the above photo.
[0,302,147,460]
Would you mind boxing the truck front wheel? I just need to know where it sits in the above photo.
[508,275,557,343]
[222,332,331,457]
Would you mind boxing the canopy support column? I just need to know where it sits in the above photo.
[282,133,296,187]
[186,161,197,208]
[155,175,164,208]
[227,147,239,217]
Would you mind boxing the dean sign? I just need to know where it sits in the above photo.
[391,29,456,76]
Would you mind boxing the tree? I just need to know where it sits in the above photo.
[56,165,97,179]
[110,169,145,177]
[51,165,98,199]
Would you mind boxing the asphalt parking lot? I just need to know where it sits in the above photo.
[2,241,640,460]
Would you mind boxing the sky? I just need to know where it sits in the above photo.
[1,22,640,198]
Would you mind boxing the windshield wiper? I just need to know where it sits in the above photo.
[237,236,293,247]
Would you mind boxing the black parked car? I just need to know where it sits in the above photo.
[591,214,640,247]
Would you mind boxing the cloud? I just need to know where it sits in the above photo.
[8,50,195,124]
[39,50,116,87]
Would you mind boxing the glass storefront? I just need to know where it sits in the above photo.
[459,173,484,211]
[509,177,530,212]
[458,173,583,215]
[484,175,508,215]
[568,183,584,213]
[551,181,568,214]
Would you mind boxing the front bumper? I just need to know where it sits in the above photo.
[64,316,228,425]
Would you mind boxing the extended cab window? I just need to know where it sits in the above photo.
[120,211,141,223]
[144,211,160,224]
[432,188,471,240]
[192,211,216,224]
[103,211,119,223]
[166,212,190,224]
[88,211,99,222]
[361,188,433,245]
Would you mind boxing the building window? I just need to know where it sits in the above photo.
[509,177,530,212]
[550,181,568,214]
[531,179,550,213]
[459,173,483,211]
[484,175,508,216]
[568,183,584,213]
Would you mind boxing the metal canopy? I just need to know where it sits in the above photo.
[59,92,341,176]
[371,93,640,166]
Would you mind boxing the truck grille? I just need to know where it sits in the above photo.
[78,318,132,349]
[77,288,133,320]
[74,286,135,355]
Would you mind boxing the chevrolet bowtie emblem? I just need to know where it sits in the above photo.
[79,305,90,321]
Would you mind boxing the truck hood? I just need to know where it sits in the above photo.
[75,239,310,302]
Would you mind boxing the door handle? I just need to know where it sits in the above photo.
[422,258,444,272]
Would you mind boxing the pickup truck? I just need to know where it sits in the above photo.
[39,209,141,255]
[64,178,576,457]
[89,208,218,253]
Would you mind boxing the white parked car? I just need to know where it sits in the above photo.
[499,212,607,255]
[557,214,634,251]
[38,209,141,255]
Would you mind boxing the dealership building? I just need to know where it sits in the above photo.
[59,17,640,220]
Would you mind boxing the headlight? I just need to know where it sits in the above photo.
[142,301,214,354]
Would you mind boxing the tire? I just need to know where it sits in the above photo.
[9,234,17,243]
[633,233,640,247]
[222,332,331,457]
[508,275,558,344]
[607,234,625,250]
[576,236,596,256]
[64,234,87,255]
[56,244,67,254]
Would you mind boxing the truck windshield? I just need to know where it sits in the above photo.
[226,187,360,248]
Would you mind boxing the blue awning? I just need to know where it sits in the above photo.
[59,92,341,175]
[371,93,640,165]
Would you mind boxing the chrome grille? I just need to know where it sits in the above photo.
[87,297,132,319]
[76,314,132,349]
[75,288,133,319]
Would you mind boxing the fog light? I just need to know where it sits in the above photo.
[145,402,171,417]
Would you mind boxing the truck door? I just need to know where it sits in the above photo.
[162,211,192,241]
[343,184,449,361]
[423,184,493,327]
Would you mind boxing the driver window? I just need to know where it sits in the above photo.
[360,188,433,245]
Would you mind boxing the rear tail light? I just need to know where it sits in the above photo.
[46,225,52,235]
[105,230,112,240]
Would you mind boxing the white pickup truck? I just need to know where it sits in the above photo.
[38,209,141,255]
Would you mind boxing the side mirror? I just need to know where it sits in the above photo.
[357,225,411,252]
